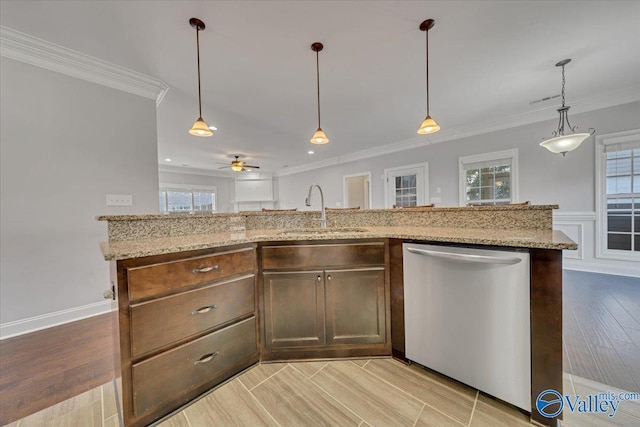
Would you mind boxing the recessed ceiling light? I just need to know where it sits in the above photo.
[308,150,314,154]
[164,158,172,162]
[209,125,218,131]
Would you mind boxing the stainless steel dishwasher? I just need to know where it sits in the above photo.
[403,243,531,411]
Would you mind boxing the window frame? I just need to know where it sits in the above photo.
[383,162,429,208]
[458,149,518,206]
[159,183,217,214]
[595,129,640,261]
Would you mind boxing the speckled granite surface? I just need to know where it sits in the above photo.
[100,226,577,261]
[99,205,556,242]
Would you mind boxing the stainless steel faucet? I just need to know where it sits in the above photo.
[305,184,327,228]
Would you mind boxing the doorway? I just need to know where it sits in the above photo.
[343,172,372,209]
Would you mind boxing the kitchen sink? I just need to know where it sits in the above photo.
[277,227,368,236]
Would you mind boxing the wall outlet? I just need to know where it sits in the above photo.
[335,202,342,207]
[436,187,441,194]
[430,197,442,204]
[106,194,133,206]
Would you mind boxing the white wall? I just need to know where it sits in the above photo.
[158,170,235,213]
[277,102,639,212]
[277,101,640,276]
[0,58,160,336]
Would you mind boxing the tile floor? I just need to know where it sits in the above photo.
[4,358,639,427]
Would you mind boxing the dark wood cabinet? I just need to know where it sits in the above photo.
[325,268,386,345]
[263,271,325,348]
[259,240,391,360]
[112,244,259,427]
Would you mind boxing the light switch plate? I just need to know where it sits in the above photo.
[106,194,133,206]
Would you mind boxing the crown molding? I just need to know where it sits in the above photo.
[158,164,235,178]
[0,25,169,106]
[275,87,640,177]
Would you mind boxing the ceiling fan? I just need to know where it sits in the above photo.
[217,155,260,172]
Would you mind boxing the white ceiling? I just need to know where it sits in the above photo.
[2,1,639,174]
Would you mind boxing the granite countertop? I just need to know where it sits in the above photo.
[100,226,577,261]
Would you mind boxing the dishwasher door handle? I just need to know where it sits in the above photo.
[406,247,522,265]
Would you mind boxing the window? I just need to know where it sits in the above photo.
[459,149,518,206]
[159,184,216,213]
[383,163,429,208]
[596,129,640,261]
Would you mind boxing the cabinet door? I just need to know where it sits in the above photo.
[325,268,386,345]
[263,271,325,348]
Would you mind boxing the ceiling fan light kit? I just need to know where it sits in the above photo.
[417,19,440,135]
[539,58,594,156]
[310,42,330,145]
[188,18,214,137]
[219,156,260,172]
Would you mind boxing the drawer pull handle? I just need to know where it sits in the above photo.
[193,351,219,366]
[191,304,218,315]
[192,265,219,274]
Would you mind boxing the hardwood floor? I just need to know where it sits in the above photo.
[0,313,114,425]
[1,270,638,426]
[563,270,640,391]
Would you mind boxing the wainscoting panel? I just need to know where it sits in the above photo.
[553,211,639,277]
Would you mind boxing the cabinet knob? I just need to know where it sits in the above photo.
[317,275,322,282]
[327,275,332,281]
[103,288,115,300]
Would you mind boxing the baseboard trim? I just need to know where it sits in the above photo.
[563,261,640,278]
[0,300,113,340]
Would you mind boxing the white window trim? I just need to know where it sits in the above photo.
[595,129,640,262]
[159,183,217,213]
[458,149,518,206]
[383,162,429,209]
[342,171,372,209]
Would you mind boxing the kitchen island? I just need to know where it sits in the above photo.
[99,205,575,427]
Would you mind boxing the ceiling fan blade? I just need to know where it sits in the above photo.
[218,165,231,169]
[243,165,260,169]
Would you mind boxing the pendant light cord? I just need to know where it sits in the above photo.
[560,63,566,108]
[425,28,430,116]
[316,50,321,128]
[196,26,203,118]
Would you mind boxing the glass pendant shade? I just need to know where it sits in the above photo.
[417,115,440,135]
[310,128,329,144]
[539,133,591,155]
[231,163,243,172]
[189,117,214,137]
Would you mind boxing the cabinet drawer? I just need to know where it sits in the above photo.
[131,317,257,417]
[127,247,254,301]
[262,242,385,270]
[130,274,255,357]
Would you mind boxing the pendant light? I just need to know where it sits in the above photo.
[540,59,594,155]
[417,19,440,135]
[310,42,329,144]
[188,18,213,137]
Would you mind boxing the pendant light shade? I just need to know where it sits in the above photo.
[417,19,440,135]
[311,128,329,145]
[188,18,213,137]
[540,59,594,155]
[310,42,329,145]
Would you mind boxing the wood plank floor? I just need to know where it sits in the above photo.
[1,270,638,426]
[0,313,114,425]
[563,270,640,391]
